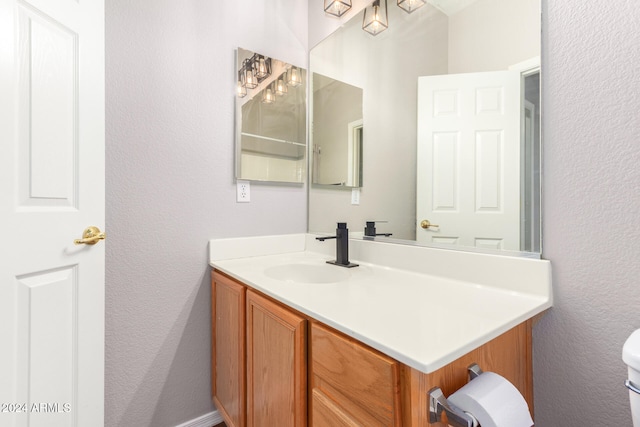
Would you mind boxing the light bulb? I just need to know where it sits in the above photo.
[236,80,247,98]
[262,84,276,104]
[256,57,268,78]
[287,67,302,87]
[276,77,287,95]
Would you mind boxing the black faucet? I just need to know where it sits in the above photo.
[315,222,359,268]
[364,221,393,237]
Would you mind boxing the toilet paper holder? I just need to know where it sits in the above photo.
[428,363,484,427]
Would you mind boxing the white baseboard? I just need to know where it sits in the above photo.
[175,410,223,427]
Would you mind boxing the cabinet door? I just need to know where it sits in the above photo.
[310,322,402,426]
[312,388,361,427]
[246,290,307,427]
[212,271,246,427]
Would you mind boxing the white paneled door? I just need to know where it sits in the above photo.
[0,0,105,426]
[416,71,521,251]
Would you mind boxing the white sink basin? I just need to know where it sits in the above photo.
[264,263,351,284]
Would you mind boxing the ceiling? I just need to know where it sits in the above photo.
[427,0,479,16]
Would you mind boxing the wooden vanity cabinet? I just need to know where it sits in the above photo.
[310,322,402,426]
[212,270,534,427]
[401,321,534,426]
[211,271,307,427]
[309,320,532,427]
[246,290,307,427]
[211,271,246,427]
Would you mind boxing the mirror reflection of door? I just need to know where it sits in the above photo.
[416,67,540,252]
[416,70,521,250]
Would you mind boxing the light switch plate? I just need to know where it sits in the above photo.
[237,180,250,202]
[351,188,360,205]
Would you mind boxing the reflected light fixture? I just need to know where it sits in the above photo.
[243,59,258,89]
[287,66,302,87]
[236,72,247,98]
[362,0,388,36]
[275,75,288,96]
[397,0,425,13]
[262,83,276,104]
[324,0,352,17]
[255,56,269,78]
[237,52,274,97]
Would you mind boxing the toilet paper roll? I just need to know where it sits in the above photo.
[448,372,534,427]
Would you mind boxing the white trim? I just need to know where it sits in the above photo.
[520,99,536,251]
[175,410,223,427]
[241,132,306,147]
[509,56,541,75]
[346,118,363,187]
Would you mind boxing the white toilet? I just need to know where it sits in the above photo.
[623,329,640,425]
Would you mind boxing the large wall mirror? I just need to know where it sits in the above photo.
[235,48,307,183]
[308,0,541,255]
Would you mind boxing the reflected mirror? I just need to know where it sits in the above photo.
[312,74,364,187]
[235,48,307,183]
[309,0,541,255]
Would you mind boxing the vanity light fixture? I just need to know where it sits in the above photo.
[397,0,425,13]
[324,0,352,17]
[362,0,388,36]
[262,83,276,104]
[287,66,302,87]
[237,53,273,97]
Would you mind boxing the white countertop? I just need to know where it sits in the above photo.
[209,234,552,374]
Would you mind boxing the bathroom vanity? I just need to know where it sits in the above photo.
[209,234,551,427]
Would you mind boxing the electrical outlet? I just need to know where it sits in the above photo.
[237,180,250,202]
[351,188,360,205]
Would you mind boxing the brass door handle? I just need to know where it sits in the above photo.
[74,226,106,245]
[420,220,439,229]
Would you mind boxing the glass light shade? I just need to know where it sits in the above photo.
[276,77,287,96]
[236,71,247,97]
[262,84,276,104]
[362,0,388,36]
[236,80,247,98]
[287,66,302,87]
[397,0,426,13]
[255,56,268,78]
[243,60,258,89]
[324,0,352,17]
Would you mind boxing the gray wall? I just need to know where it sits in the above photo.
[535,0,640,425]
[105,0,307,426]
[448,0,540,74]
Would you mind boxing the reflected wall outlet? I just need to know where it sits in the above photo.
[237,180,250,202]
[351,188,360,205]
